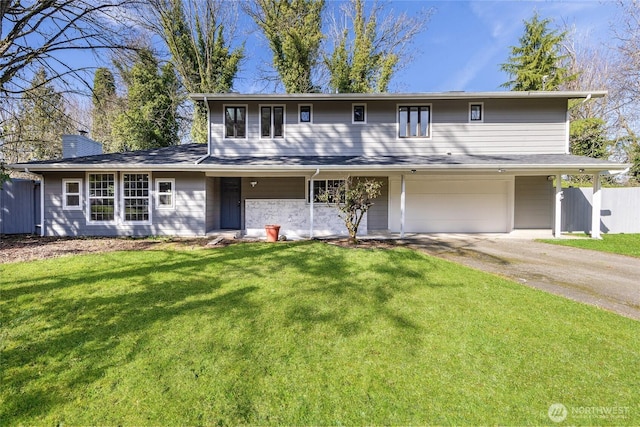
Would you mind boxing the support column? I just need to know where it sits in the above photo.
[591,173,602,239]
[554,174,563,237]
[309,181,314,239]
[400,174,406,238]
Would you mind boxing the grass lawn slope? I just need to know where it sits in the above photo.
[540,234,640,257]
[1,241,638,425]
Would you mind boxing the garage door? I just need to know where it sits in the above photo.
[405,179,509,232]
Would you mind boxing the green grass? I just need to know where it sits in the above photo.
[540,234,640,257]
[1,242,639,425]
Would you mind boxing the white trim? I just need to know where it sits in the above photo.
[298,104,313,124]
[554,174,562,237]
[62,178,83,210]
[400,174,406,238]
[155,178,175,210]
[258,104,286,139]
[591,173,602,239]
[86,171,117,225]
[469,102,484,123]
[40,175,45,236]
[396,103,432,140]
[121,172,152,225]
[222,104,248,140]
[352,103,367,124]
[565,109,570,153]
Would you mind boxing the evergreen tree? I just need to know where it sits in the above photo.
[245,0,324,93]
[17,68,73,160]
[501,12,575,91]
[149,0,243,142]
[111,49,180,151]
[569,117,610,159]
[91,68,119,152]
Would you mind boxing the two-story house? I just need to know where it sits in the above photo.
[11,91,627,239]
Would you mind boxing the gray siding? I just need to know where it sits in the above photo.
[0,179,40,234]
[562,187,640,234]
[43,171,207,236]
[206,177,219,231]
[366,177,388,230]
[514,176,553,229]
[208,98,568,157]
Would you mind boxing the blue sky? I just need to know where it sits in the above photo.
[234,0,622,93]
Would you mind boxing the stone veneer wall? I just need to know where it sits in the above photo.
[245,199,367,238]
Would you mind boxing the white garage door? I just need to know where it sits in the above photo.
[405,179,509,233]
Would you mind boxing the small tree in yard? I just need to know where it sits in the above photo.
[317,177,381,244]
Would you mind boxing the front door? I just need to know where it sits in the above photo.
[221,178,241,229]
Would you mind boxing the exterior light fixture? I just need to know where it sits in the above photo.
[498,168,506,173]
[578,169,585,173]
[250,181,258,187]
[410,169,416,174]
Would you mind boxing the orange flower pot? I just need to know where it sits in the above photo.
[265,224,281,242]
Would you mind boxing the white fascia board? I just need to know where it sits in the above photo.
[190,91,607,102]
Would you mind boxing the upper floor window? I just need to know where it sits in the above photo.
[122,173,150,222]
[469,103,483,122]
[260,105,284,138]
[398,105,430,138]
[88,173,115,222]
[299,104,312,123]
[63,179,82,210]
[352,104,367,124]
[225,106,246,138]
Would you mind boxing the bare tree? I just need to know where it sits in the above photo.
[1,0,138,97]
[324,0,433,93]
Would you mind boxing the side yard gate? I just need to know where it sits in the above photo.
[0,179,41,235]
[562,187,640,234]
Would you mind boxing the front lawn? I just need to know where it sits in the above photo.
[540,234,640,257]
[1,242,638,425]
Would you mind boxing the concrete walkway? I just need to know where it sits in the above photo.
[398,233,640,321]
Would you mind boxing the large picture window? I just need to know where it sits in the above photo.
[88,173,115,222]
[123,173,150,222]
[225,106,246,138]
[398,105,430,138]
[63,179,82,210]
[261,105,284,138]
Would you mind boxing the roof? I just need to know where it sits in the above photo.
[190,90,606,102]
[11,143,629,175]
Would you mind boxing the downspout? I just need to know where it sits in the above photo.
[195,95,211,164]
[309,168,320,238]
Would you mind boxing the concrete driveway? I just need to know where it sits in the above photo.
[401,233,640,321]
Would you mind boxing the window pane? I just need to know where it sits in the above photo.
[159,182,172,193]
[261,107,271,137]
[159,194,172,206]
[66,182,79,193]
[300,106,311,122]
[353,105,365,122]
[471,104,482,121]
[273,107,284,137]
[225,108,235,137]
[67,195,80,206]
[399,107,408,137]
[236,107,245,137]
[409,107,419,137]
[420,107,429,137]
